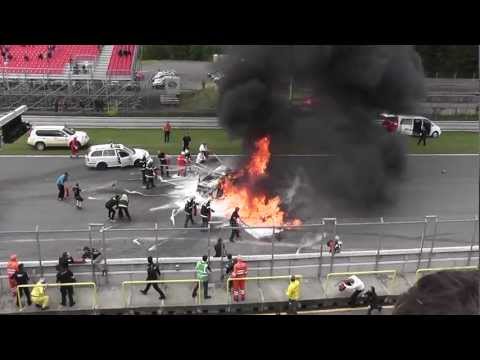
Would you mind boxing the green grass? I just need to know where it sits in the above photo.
[0,129,243,155]
[407,132,479,154]
[0,129,477,155]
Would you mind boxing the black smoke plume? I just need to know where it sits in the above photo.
[218,46,425,219]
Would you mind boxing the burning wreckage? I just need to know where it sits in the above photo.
[174,136,302,239]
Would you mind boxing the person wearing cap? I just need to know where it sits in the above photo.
[31,278,49,310]
[7,254,20,298]
[12,263,32,307]
[286,275,301,314]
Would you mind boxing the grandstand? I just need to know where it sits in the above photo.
[0,45,142,112]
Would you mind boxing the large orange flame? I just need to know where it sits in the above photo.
[215,136,302,227]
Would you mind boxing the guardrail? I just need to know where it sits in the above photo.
[225,275,303,305]
[324,270,397,297]
[16,281,97,310]
[415,266,479,280]
[22,116,479,131]
[121,279,201,307]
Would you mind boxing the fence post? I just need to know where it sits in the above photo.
[270,226,275,277]
[467,218,477,266]
[374,217,384,271]
[317,222,324,280]
[427,216,438,268]
[154,223,159,263]
[416,217,428,270]
[35,225,44,277]
[89,224,95,281]
[102,226,108,284]
[207,223,211,258]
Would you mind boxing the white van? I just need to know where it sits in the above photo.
[380,114,442,138]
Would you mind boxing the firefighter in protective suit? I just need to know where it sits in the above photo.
[231,256,248,302]
[7,254,20,298]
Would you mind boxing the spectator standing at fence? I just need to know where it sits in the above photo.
[182,134,192,151]
[82,246,106,276]
[57,251,75,271]
[56,265,76,307]
[192,255,211,299]
[140,256,166,300]
[364,286,382,315]
[12,263,32,307]
[163,121,172,143]
[286,275,301,314]
[31,278,49,310]
[6,254,20,298]
[56,172,69,201]
[222,254,235,281]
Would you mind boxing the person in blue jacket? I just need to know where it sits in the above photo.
[56,172,69,200]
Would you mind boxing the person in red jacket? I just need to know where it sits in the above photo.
[7,254,20,298]
[163,121,172,143]
[177,151,187,177]
[231,256,248,302]
[69,137,80,158]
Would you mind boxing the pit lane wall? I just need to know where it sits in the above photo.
[0,246,477,314]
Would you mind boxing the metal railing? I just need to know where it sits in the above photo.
[324,270,397,297]
[16,281,97,311]
[226,275,303,305]
[121,279,201,307]
[415,266,479,280]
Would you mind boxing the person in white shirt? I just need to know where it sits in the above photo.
[342,275,365,306]
[199,143,209,160]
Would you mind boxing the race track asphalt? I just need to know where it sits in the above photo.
[0,155,477,261]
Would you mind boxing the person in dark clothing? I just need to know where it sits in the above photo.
[184,197,197,228]
[82,246,106,276]
[229,207,241,242]
[24,54,29,62]
[364,286,382,315]
[145,161,156,189]
[200,200,214,231]
[157,152,170,178]
[118,49,123,57]
[140,256,166,300]
[105,195,120,221]
[72,183,83,209]
[12,263,32,307]
[222,254,235,281]
[56,266,76,307]
[57,252,74,270]
[38,53,44,60]
[417,123,427,146]
[214,238,226,257]
[138,155,147,186]
[182,134,192,151]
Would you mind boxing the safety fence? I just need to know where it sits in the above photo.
[121,279,201,307]
[16,281,97,311]
[415,266,479,280]
[324,270,397,297]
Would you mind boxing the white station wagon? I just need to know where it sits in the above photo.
[27,126,90,151]
[85,143,151,170]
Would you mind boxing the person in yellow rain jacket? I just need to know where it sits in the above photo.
[286,275,300,314]
[30,278,49,310]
